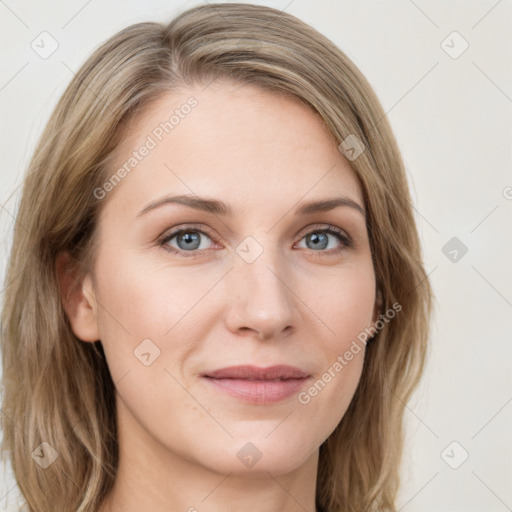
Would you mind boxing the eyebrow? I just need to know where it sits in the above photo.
[136,194,365,218]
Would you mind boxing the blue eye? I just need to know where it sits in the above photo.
[296,227,352,252]
[158,225,352,257]
[161,228,214,254]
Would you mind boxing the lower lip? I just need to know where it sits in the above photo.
[202,377,310,404]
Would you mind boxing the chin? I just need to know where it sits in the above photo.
[193,435,318,477]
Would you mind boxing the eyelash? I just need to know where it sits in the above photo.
[157,224,353,258]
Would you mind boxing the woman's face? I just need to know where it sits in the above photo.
[78,80,379,476]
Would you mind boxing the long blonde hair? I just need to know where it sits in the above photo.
[1,3,433,511]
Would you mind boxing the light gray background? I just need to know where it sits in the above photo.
[1,1,511,511]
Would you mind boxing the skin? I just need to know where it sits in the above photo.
[58,80,380,512]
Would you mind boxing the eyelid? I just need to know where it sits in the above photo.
[295,222,351,241]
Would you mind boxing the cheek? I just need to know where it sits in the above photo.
[94,250,207,336]
[91,254,169,375]
[91,251,223,384]
[311,264,376,349]
[296,266,374,422]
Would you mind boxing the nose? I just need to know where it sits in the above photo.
[224,243,298,340]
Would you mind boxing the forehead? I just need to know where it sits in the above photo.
[101,80,364,218]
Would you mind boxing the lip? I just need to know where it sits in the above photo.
[201,365,311,404]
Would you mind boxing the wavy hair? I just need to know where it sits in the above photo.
[1,3,433,511]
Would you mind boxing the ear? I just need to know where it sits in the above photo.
[56,251,100,343]
[372,288,383,326]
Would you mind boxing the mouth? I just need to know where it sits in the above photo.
[201,365,312,404]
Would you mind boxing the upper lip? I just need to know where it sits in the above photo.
[202,365,310,381]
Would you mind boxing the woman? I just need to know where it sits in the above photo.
[1,3,432,511]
